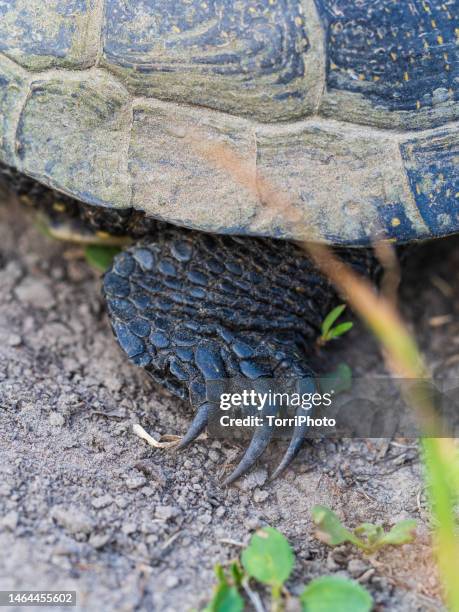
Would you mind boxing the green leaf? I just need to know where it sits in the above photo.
[84,245,121,272]
[320,363,353,396]
[311,506,361,548]
[300,577,372,612]
[321,305,347,337]
[327,321,353,339]
[377,519,417,547]
[204,582,244,612]
[241,527,294,588]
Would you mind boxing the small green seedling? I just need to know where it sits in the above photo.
[241,526,294,602]
[312,505,417,554]
[204,564,244,612]
[300,576,372,612]
[318,304,353,346]
[203,526,373,612]
[84,245,121,272]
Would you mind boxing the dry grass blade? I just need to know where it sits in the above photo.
[373,239,401,306]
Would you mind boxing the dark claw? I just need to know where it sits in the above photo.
[270,411,307,480]
[271,379,316,479]
[224,404,278,485]
[177,402,213,449]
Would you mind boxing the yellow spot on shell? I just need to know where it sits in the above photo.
[358,73,365,81]
[391,218,401,228]
[437,35,444,44]
[330,61,338,70]
[431,19,437,27]
[373,75,380,81]
[390,52,397,61]
[416,100,421,109]
[404,71,409,81]
[96,231,111,239]
[295,16,303,26]
[171,25,181,33]
[53,202,66,212]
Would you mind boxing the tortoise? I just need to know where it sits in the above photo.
[0,0,457,483]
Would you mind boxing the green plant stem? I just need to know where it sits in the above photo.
[271,585,283,612]
[422,438,459,611]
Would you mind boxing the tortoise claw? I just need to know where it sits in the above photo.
[223,404,278,485]
[270,379,316,480]
[270,416,306,480]
[177,402,213,449]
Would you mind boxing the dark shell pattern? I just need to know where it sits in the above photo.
[0,0,457,245]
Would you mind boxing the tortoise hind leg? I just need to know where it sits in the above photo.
[102,227,372,483]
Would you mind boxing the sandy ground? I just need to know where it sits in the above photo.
[1,193,458,611]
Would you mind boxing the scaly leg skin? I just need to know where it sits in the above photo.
[103,226,376,484]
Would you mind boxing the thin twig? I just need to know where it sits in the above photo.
[132,423,180,449]
[242,579,266,612]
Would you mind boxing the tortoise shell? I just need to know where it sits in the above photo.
[0,0,457,245]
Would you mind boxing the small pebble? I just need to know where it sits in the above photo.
[48,413,65,427]
[89,533,111,549]
[208,450,220,462]
[348,558,369,577]
[125,473,147,490]
[15,279,55,309]
[165,575,179,589]
[51,506,94,535]
[91,495,113,510]
[253,488,269,503]
[114,496,129,509]
[199,512,212,525]
[237,468,268,491]
[155,505,180,521]
[7,334,22,347]
[1,511,18,531]
[121,522,137,535]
